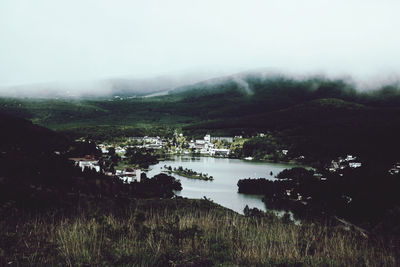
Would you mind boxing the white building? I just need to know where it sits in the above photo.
[345,155,357,161]
[211,137,233,143]
[79,161,100,172]
[115,147,126,154]
[69,156,101,172]
[195,140,206,145]
[349,162,362,168]
[118,168,141,183]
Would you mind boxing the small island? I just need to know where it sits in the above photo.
[163,165,214,181]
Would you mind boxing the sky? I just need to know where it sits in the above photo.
[1,0,400,89]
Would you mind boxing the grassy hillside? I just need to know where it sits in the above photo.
[1,198,397,266]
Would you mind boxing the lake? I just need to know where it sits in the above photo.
[146,156,298,214]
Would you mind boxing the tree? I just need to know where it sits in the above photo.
[108,147,116,156]
[277,167,314,182]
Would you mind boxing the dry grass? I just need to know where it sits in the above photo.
[0,200,397,266]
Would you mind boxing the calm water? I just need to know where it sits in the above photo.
[146,156,298,214]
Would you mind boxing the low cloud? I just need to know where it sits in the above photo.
[0,1,399,91]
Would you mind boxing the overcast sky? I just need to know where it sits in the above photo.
[1,0,400,88]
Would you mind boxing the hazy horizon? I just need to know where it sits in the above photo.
[1,0,400,93]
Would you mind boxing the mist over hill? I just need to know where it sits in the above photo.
[0,71,226,99]
[2,72,400,126]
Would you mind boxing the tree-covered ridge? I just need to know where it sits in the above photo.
[1,75,400,129]
[2,75,400,164]
[238,166,400,238]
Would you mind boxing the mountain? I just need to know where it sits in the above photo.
[1,73,400,163]
[1,73,400,124]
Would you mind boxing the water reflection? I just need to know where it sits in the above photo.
[147,156,299,214]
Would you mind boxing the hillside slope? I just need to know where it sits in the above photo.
[0,112,69,152]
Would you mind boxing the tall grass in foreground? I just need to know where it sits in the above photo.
[0,202,397,266]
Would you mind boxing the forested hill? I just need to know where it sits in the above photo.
[172,75,400,163]
[2,75,400,127]
[1,74,400,163]
[169,74,400,114]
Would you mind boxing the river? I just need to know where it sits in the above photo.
[146,155,298,214]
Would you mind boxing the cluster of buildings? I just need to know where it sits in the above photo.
[188,134,231,156]
[99,134,235,157]
[71,133,240,183]
[98,136,165,154]
[328,155,362,172]
[68,155,142,183]
[129,136,165,150]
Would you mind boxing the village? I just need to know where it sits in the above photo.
[67,130,391,186]
[328,155,362,173]
[68,132,241,184]
[103,133,237,157]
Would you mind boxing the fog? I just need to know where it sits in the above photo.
[0,71,231,98]
[1,0,400,95]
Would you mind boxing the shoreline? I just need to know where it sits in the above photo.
[162,153,302,165]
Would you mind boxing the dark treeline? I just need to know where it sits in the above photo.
[187,99,400,166]
[125,147,159,169]
[0,149,181,211]
[0,113,181,212]
[238,166,400,237]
